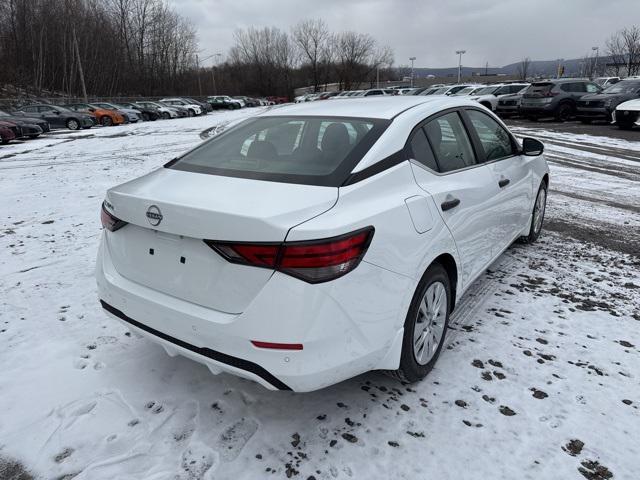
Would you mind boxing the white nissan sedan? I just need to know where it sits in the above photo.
[97,97,549,392]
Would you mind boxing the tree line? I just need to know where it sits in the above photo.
[0,0,199,98]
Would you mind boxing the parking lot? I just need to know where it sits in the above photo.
[0,110,639,479]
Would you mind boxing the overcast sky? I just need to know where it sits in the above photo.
[170,0,638,68]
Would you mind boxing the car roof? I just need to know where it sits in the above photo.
[258,96,477,120]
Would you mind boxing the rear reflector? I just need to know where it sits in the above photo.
[101,202,127,232]
[205,226,374,284]
[251,341,304,351]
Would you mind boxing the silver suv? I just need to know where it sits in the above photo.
[520,79,602,121]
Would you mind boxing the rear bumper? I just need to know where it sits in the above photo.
[519,104,555,115]
[96,233,411,392]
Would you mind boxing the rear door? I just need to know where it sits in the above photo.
[463,109,533,245]
[38,106,64,127]
[408,110,502,288]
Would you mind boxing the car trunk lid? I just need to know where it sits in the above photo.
[104,168,338,313]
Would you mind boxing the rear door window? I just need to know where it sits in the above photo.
[423,112,476,173]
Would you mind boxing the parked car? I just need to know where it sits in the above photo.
[594,77,620,88]
[183,97,213,113]
[496,93,525,117]
[159,98,203,116]
[576,79,640,123]
[354,89,390,97]
[520,78,601,121]
[65,103,125,126]
[135,101,179,119]
[451,85,485,96]
[97,96,549,392]
[0,110,48,138]
[91,102,142,123]
[612,98,640,130]
[14,104,94,130]
[468,83,530,111]
[159,102,190,118]
[117,102,160,121]
[0,120,18,144]
[207,96,242,110]
[426,85,474,96]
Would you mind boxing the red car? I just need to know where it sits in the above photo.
[266,96,289,104]
[0,120,18,144]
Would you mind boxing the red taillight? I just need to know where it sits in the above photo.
[100,202,127,232]
[205,227,374,284]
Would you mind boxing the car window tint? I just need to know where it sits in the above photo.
[409,128,438,171]
[172,116,388,186]
[467,110,516,161]
[424,112,476,173]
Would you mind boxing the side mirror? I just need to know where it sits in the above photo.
[522,137,544,156]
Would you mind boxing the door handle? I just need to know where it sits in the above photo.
[498,178,510,188]
[441,198,460,211]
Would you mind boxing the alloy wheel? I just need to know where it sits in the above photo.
[533,188,546,234]
[413,281,447,365]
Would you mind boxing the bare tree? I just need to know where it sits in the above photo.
[292,19,329,92]
[517,57,531,81]
[333,31,375,90]
[606,25,640,77]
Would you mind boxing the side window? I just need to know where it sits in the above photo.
[38,106,53,112]
[560,83,572,92]
[467,110,516,161]
[23,106,36,113]
[585,83,599,93]
[424,112,476,173]
[409,128,438,171]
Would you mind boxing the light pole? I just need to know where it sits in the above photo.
[592,46,599,78]
[456,50,466,84]
[409,57,416,87]
[211,52,222,94]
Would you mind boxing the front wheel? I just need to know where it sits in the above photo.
[100,116,113,127]
[162,112,170,120]
[520,181,547,244]
[393,263,451,383]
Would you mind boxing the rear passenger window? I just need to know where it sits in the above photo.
[424,112,476,173]
[409,128,438,171]
[467,110,516,161]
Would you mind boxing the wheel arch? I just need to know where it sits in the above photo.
[431,253,458,313]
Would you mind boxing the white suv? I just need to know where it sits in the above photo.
[159,98,203,116]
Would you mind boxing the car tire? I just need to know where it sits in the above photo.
[100,116,113,127]
[555,103,573,122]
[187,109,195,117]
[142,113,150,121]
[28,134,40,139]
[66,119,80,130]
[162,112,170,120]
[520,180,547,244]
[392,263,451,383]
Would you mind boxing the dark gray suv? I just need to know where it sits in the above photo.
[520,79,602,121]
[576,79,640,123]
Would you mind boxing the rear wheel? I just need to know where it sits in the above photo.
[520,181,547,244]
[393,263,451,383]
[66,118,80,130]
[187,109,195,117]
[555,103,573,122]
[162,112,170,120]
[100,116,113,127]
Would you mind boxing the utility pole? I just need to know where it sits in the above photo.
[456,50,466,83]
[211,52,222,95]
[196,54,202,96]
[72,27,88,102]
[409,57,416,87]
[592,46,599,78]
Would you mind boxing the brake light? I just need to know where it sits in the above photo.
[205,227,374,284]
[100,202,127,232]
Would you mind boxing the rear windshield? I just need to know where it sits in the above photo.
[169,116,390,186]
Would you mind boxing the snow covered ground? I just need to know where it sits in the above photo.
[1,110,639,480]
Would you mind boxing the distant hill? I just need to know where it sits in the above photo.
[411,56,614,79]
